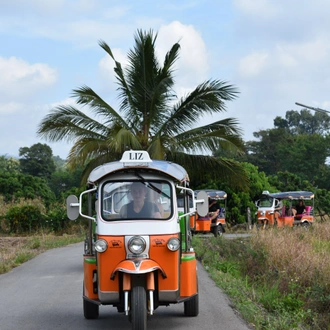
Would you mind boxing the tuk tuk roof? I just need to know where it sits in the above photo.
[267,191,314,200]
[87,159,190,184]
[194,189,227,199]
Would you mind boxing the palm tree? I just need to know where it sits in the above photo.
[37,29,248,188]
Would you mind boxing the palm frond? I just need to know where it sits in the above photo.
[107,127,142,153]
[172,118,244,153]
[37,105,108,142]
[162,80,239,136]
[71,86,128,128]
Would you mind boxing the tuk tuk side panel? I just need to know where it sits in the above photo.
[180,252,197,297]
[149,234,180,292]
[83,256,98,300]
[97,236,126,294]
[195,217,211,231]
[277,216,294,227]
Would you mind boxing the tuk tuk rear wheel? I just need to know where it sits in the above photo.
[184,293,199,316]
[83,298,99,319]
[131,286,147,330]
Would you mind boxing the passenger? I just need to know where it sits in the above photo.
[120,182,161,218]
[208,198,220,223]
[292,200,306,219]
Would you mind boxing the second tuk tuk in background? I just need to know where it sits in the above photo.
[191,189,227,237]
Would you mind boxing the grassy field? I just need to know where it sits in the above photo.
[193,222,330,330]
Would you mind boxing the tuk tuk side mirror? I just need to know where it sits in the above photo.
[66,187,97,221]
[66,195,79,220]
[195,191,209,217]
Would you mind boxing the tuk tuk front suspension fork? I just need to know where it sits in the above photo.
[122,272,155,316]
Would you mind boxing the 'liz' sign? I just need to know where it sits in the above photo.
[120,150,152,165]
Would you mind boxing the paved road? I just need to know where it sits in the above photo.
[0,242,253,330]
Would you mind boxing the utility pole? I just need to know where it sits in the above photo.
[295,102,330,114]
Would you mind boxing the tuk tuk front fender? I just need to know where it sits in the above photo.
[110,259,167,280]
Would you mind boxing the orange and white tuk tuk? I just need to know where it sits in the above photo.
[66,150,208,329]
[191,189,227,237]
[255,190,314,229]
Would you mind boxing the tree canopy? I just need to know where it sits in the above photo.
[19,143,56,179]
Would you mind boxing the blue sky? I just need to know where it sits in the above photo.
[1,0,330,159]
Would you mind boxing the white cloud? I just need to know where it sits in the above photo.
[0,57,57,101]
[238,52,269,77]
[157,21,209,93]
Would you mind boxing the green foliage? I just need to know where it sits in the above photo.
[274,109,330,136]
[48,166,83,198]
[246,110,330,190]
[5,204,45,233]
[0,156,20,172]
[0,170,56,206]
[46,204,69,232]
[19,143,56,179]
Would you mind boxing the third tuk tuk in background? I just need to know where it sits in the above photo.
[191,189,227,237]
[255,190,315,229]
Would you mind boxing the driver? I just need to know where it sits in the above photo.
[119,182,161,218]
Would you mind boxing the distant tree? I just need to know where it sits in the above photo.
[276,134,330,182]
[274,109,330,135]
[267,171,312,192]
[53,155,66,169]
[246,122,330,180]
[245,128,288,174]
[19,143,56,179]
[48,166,83,199]
[0,170,55,206]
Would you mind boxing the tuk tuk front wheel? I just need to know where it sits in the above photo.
[212,224,224,237]
[131,286,147,330]
[83,298,99,319]
[184,293,199,316]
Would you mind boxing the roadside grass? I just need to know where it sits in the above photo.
[0,227,85,274]
[193,222,330,330]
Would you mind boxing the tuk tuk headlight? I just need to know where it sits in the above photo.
[128,236,146,255]
[167,238,180,251]
[94,239,108,253]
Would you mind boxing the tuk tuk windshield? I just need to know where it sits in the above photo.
[101,180,172,221]
[258,196,274,208]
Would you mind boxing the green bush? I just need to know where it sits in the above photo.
[46,204,69,232]
[6,204,45,233]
